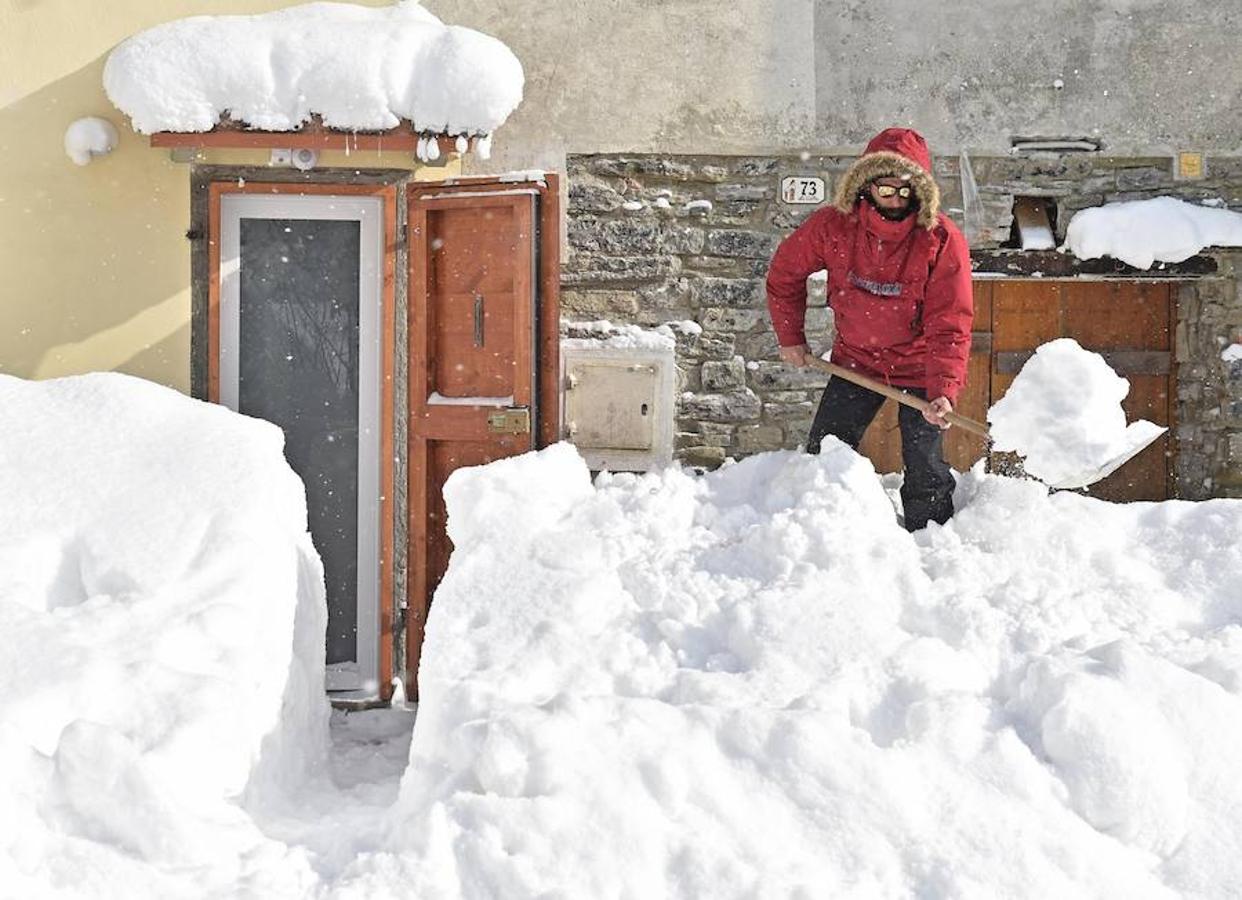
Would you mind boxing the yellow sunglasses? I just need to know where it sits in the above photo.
[871,183,913,199]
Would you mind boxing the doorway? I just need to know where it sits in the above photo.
[203,179,397,700]
[195,171,560,701]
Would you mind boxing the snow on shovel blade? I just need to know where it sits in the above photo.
[987,339,1167,491]
[1043,420,1167,490]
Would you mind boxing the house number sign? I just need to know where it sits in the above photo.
[781,176,826,204]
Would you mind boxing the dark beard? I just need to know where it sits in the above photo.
[862,192,918,221]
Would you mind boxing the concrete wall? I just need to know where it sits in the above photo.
[3,0,1239,388]
[429,0,1242,175]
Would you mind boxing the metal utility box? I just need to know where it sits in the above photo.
[561,347,675,471]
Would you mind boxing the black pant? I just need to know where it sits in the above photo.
[806,376,955,531]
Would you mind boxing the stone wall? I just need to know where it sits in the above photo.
[563,152,1242,496]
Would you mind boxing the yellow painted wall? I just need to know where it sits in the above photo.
[0,0,455,392]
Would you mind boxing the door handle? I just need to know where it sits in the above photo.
[473,293,484,347]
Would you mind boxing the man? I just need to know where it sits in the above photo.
[766,127,973,530]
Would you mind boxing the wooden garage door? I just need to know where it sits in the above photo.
[859,280,1176,502]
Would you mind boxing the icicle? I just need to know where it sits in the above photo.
[415,135,427,162]
[476,133,492,160]
[390,676,407,708]
[958,150,986,246]
[455,135,469,154]
[425,135,440,161]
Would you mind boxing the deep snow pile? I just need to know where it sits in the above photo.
[332,442,1242,899]
[0,374,329,897]
[7,377,1242,898]
[1063,196,1242,269]
[104,1,524,137]
[988,337,1165,488]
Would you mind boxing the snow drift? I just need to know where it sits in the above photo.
[103,1,524,137]
[0,373,329,897]
[6,376,1242,898]
[337,443,1242,899]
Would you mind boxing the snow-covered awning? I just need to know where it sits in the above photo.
[1063,196,1242,270]
[103,1,524,149]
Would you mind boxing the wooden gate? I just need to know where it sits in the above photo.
[405,176,560,687]
[859,280,1176,501]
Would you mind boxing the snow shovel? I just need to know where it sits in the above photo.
[806,357,991,437]
[803,357,1163,490]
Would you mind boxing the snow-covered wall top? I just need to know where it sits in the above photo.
[1063,196,1242,270]
[103,1,524,136]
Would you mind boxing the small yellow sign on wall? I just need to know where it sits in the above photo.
[1177,151,1205,180]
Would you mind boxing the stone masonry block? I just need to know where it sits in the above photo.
[561,289,639,317]
[680,390,762,423]
[748,360,829,390]
[702,357,747,391]
[569,217,704,256]
[679,446,727,469]
[568,179,626,213]
[562,254,680,285]
[704,230,780,259]
[717,184,773,202]
[735,331,779,360]
[735,425,784,454]
[700,307,765,332]
[692,277,765,309]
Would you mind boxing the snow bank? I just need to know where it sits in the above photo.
[988,338,1165,488]
[333,442,1242,898]
[0,373,329,896]
[1063,196,1242,269]
[103,1,524,136]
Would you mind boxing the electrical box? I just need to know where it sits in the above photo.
[561,347,675,471]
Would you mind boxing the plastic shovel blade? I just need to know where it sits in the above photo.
[1045,421,1168,490]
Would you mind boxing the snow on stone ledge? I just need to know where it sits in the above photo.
[103,1,524,136]
[561,319,681,351]
[1063,196,1242,270]
[0,373,328,892]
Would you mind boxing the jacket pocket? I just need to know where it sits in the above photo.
[832,275,926,349]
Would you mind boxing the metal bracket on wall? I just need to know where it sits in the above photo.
[169,146,203,164]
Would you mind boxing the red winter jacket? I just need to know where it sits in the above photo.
[766,130,973,404]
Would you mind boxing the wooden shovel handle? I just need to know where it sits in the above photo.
[807,357,991,439]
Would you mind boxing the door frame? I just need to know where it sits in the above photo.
[204,179,397,698]
[403,175,561,693]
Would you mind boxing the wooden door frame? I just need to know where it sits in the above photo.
[403,174,561,693]
[202,177,398,699]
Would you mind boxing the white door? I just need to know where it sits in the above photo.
[219,193,382,696]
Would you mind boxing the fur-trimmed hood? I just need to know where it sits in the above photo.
[833,128,940,230]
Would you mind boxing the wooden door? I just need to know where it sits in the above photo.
[406,177,559,688]
[858,280,1175,502]
[991,281,1174,501]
